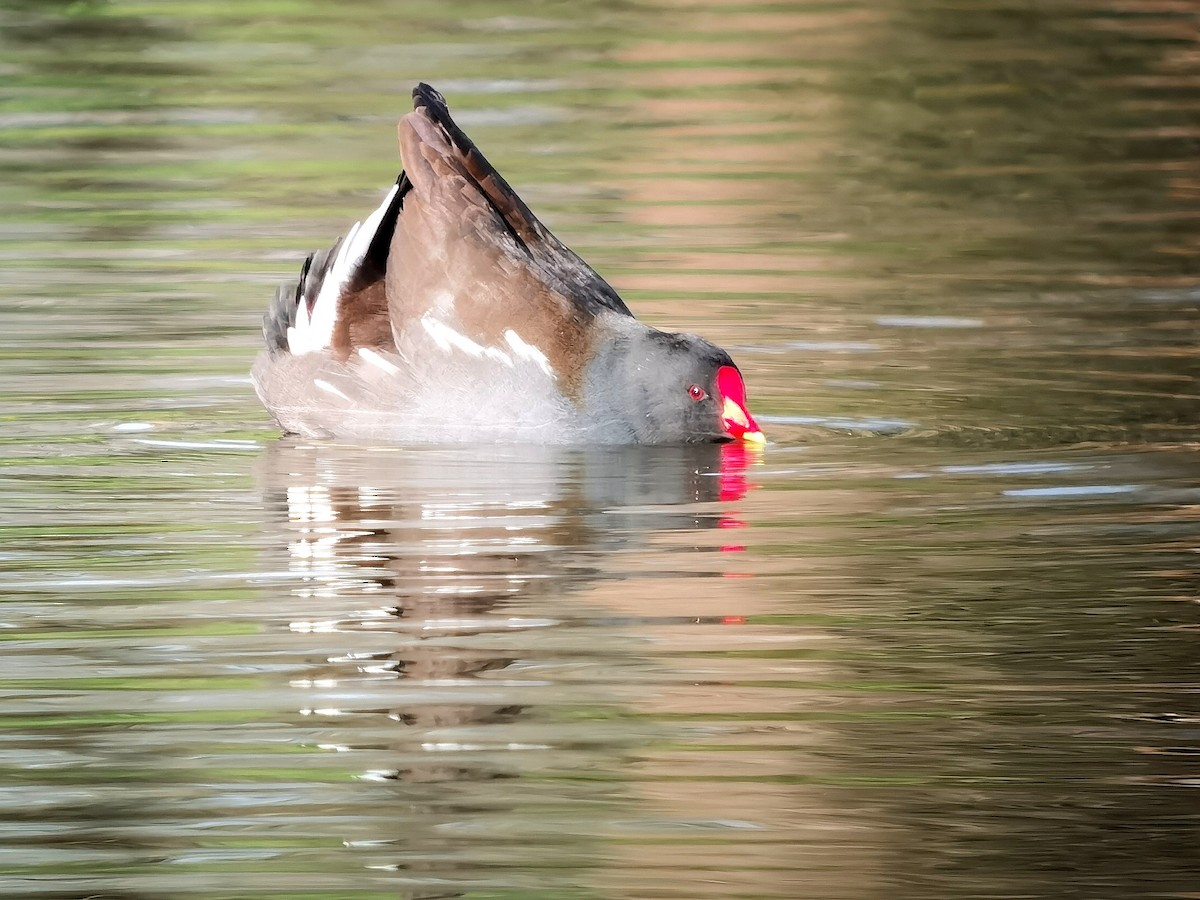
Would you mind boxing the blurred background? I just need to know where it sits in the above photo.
[0,1,1197,898]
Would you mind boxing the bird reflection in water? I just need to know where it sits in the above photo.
[262,440,758,895]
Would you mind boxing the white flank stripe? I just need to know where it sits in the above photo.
[313,379,351,401]
[504,329,555,378]
[486,346,514,366]
[290,182,400,356]
[421,315,512,366]
[357,347,400,375]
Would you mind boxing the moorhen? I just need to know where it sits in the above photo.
[253,84,764,445]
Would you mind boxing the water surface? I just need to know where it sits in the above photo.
[1,1,1198,898]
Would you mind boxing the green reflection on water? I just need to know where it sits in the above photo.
[1,2,1198,899]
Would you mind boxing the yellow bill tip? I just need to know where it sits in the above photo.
[740,429,767,446]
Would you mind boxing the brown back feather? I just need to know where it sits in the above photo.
[386,84,635,395]
[408,83,632,318]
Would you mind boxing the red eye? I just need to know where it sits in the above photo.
[688,384,707,402]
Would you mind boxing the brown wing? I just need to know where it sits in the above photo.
[406,83,631,318]
[385,84,633,393]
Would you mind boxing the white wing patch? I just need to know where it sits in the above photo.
[287,182,400,356]
[504,329,555,378]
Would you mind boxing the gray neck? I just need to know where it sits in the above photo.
[577,314,656,443]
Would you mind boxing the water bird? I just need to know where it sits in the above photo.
[253,83,764,445]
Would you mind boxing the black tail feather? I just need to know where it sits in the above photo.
[263,244,335,353]
[264,171,410,355]
[350,172,409,294]
[263,276,301,353]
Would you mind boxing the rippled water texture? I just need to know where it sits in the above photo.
[2,2,1198,898]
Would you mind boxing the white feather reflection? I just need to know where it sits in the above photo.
[261,440,758,886]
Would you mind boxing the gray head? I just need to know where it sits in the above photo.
[580,320,763,444]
